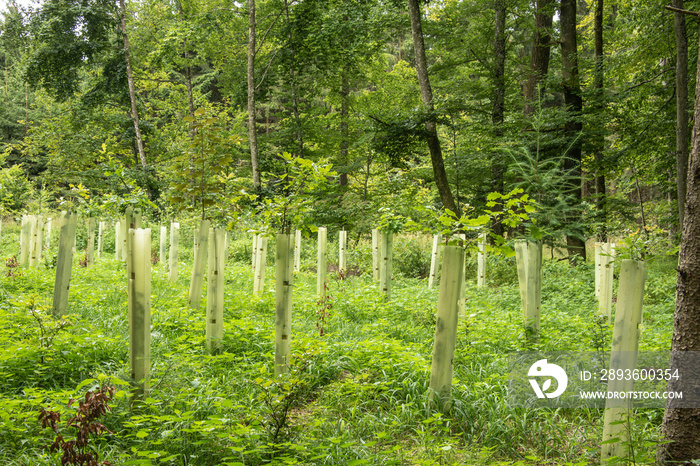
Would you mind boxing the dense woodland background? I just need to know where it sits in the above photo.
[0,0,695,248]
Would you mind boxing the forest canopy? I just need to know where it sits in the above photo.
[0,0,692,249]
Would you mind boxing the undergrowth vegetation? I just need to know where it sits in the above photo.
[0,222,676,465]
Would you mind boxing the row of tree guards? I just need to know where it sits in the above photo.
[6,216,649,456]
[10,215,628,349]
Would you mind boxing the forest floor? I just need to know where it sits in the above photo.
[0,227,677,465]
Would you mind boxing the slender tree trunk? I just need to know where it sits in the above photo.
[182,41,195,136]
[491,0,507,239]
[119,0,147,168]
[248,0,261,189]
[184,43,196,202]
[339,66,350,187]
[523,0,554,117]
[658,16,700,462]
[560,0,586,260]
[176,1,197,202]
[3,54,8,141]
[674,0,690,229]
[283,0,304,158]
[407,0,457,214]
[4,54,7,110]
[492,0,506,133]
[593,0,607,241]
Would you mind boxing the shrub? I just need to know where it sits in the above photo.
[393,236,431,279]
[0,165,33,214]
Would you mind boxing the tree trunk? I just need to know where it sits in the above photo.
[658,15,700,463]
[523,0,554,117]
[339,66,350,187]
[593,0,607,241]
[492,0,506,131]
[560,0,586,260]
[673,0,689,228]
[491,0,507,238]
[184,56,195,122]
[119,0,147,168]
[248,0,261,189]
[407,0,458,214]
[176,1,197,201]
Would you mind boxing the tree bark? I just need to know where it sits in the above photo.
[492,0,506,133]
[561,0,586,260]
[339,65,350,187]
[176,1,197,202]
[407,0,458,214]
[674,0,690,229]
[182,41,195,124]
[523,0,554,117]
[593,0,607,240]
[248,0,261,189]
[119,0,147,168]
[658,15,700,464]
[491,0,507,239]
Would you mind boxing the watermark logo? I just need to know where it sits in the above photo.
[528,359,568,399]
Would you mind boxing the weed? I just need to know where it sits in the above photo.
[252,352,322,448]
[27,299,72,364]
[44,251,57,269]
[394,237,431,279]
[39,384,115,466]
[5,255,21,278]
[78,251,88,268]
[589,314,611,360]
[316,282,333,336]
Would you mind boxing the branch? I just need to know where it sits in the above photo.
[255,6,286,56]
[621,90,676,156]
[664,4,700,16]
[469,48,489,71]
[255,48,280,90]
[367,114,390,126]
[134,76,180,85]
[625,67,674,91]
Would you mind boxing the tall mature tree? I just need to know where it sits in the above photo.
[119,0,146,168]
[407,0,457,214]
[560,0,585,259]
[523,0,554,117]
[26,0,116,100]
[26,0,147,167]
[592,0,607,240]
[492,0,506,135]
[658,9,700,461]
[491,0,507,237]
[248,0,261,189]
[317,0,381,187]
[0,4,30,144]
[339,63,350,187]
[673,0,689,228]
[175,0,196,125]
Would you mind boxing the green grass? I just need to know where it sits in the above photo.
[0,225,676,465]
